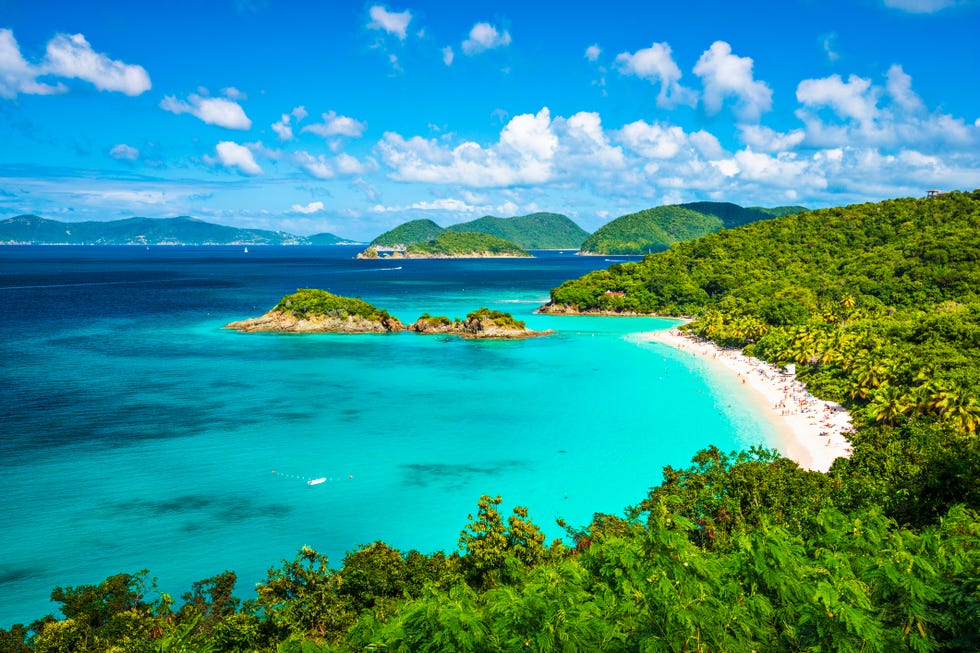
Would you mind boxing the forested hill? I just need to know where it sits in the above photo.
[404,231,530,257]
[0,214,325,245]
[368,218,445,247]
[6,194,980,652]
[445,212,589,249]
[550,192,978,318]
[579,201,791,255]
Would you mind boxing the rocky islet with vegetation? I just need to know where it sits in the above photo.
[225,289,545,339]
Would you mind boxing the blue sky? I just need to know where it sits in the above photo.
[1,0,978,239]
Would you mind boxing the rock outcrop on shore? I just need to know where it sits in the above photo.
[225,310,405,333]
[224,288,405,334]
[409,309,550,339]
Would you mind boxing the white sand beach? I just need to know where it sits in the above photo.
[641,327,854,472]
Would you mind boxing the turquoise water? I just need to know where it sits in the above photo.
[0,247,781,626]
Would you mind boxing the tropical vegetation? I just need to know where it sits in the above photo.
[367,219,445,248]
[404,231,530,257]
[4,192,980,652]
[274,289,394,323]
[446,212,589,250]
[579,201,793,255]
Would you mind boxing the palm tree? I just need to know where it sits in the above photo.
[941,391,980,433]
[865,384,912,425]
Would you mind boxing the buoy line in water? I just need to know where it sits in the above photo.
[271,470,354,486]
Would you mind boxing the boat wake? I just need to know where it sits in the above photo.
[499,297,549,304]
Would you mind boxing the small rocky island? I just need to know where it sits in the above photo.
[409,308,550,339]
[358,231,531,259]
[224,289,405,333]
[225,289,547,339]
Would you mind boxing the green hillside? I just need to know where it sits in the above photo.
[0,214,310,245]
[6,193,980,652]
[446,212,589,249]
[405,230,530,257]
[750,205,808,218]
[580,201,785,255]
[368,219,445,247]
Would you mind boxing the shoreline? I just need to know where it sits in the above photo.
[639,327,853,472]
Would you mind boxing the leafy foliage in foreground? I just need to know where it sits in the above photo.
[6,482,979,652]
[274,289,392,322]
[5,193,980,651]
[405,231,530,257]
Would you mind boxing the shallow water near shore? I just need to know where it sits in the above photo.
[0,245,782,626]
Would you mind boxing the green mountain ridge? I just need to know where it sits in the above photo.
[446,212,589,249]
[404,230,531,257]
[368,212,588,251]
[580,201,792,255]
[368,219,445,247]
[0,214,356,245]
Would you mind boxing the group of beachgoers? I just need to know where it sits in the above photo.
[643,327,855,472]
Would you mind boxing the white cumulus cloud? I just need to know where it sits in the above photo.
[367,5,413,40]
[462,22,511,55]
[161,93,252,130]
[211,141,262,175]
[693,41,772,121]
[442,46,454,66]
[302,110,367,138]
[615,42,696,108]
[271,106,308,141]
[294,151,335,179]
[737,125,806,152]
[0,28,152,98]
[42,33,151,96]
[0,29,65,98]
[585,44,601,61]
[378,108,556,187]
[797,73,878,123]
[291,201,325,214]
[109,143,139,161]
[272,115,294,141]
[885,64,925,113]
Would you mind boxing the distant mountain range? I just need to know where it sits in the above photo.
[0,215,353,246]
[2,204,808,252]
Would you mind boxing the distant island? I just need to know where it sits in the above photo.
[444,212,589,249]
[361,212,588,257]
[225,289,543,338]
[359,231,531,259]
[0,214,358,246]
[2,204,806,251]
[579,202,806,255]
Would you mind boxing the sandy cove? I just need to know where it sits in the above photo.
[641,327,854,472]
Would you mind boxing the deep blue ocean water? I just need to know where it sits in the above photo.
[0,245,781,626]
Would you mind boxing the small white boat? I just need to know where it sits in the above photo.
[308,477,326,486]
[244,247,249,253]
